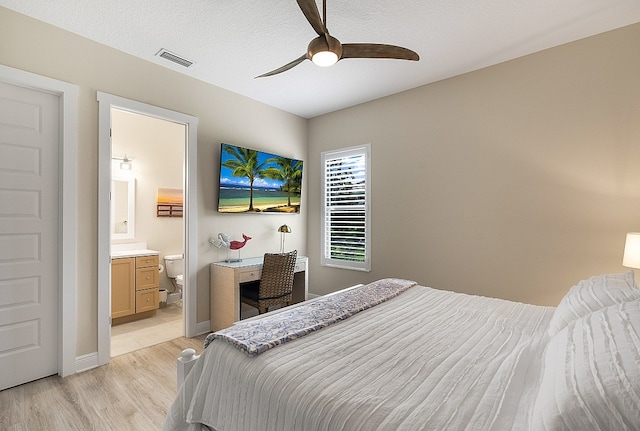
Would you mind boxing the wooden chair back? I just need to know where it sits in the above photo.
[241,250,297,314]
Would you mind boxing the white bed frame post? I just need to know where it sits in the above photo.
[177,348,200,388]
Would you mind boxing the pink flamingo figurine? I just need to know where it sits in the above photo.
[230,234,251,250]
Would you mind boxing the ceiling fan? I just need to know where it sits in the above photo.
[256,0,420,78]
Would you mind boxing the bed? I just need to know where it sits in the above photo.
[164,273,640,431]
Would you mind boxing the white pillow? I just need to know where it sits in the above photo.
[531,299,640,431]
[548,270,639,336]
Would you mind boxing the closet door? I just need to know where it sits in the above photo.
[0,81,60,390]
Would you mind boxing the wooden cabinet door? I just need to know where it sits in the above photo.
[111,257,135,318]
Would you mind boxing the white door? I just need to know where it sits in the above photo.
[0,81,60,390]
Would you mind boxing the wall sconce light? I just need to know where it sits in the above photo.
[120,155,132,171]
[623,232,640,269]
[278,224,291,253]
[113,154,133,171]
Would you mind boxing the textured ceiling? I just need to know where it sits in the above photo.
[2,0,640,118]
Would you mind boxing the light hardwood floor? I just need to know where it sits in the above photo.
[1,335,207,431]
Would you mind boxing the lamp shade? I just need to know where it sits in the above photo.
[622,232,640,269]
[278,224,291,234]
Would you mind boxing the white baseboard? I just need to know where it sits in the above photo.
[75,352,99,373]
[196,320,211,336]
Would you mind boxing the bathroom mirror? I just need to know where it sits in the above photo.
[111,173,135,240]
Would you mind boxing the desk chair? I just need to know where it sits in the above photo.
[240,250,297,315]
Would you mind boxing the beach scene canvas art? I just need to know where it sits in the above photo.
[157,188,183,217]
[218,143,303,213]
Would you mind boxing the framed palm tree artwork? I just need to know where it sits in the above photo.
[217,143,303,213]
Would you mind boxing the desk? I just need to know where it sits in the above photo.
[210,255,308,331]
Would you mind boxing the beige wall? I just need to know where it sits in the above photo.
[0,7,308,356]
[307,23,640,306]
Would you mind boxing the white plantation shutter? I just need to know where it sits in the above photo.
[321,144,371,271]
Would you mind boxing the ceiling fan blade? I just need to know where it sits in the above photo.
[341,44,419,61]
[255,54,308,78]
[296,0,325,36]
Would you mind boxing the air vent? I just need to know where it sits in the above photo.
[155,49,194,68]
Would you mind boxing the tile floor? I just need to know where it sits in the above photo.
[111,303,183,357]
[110,302,266,357]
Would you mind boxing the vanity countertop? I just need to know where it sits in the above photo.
[111,249,159,258]
[111,242,158,259]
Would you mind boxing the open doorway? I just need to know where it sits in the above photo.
[109,108,185,356]
[97,92,198,366]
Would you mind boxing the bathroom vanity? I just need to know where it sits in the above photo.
[111,246,160,325]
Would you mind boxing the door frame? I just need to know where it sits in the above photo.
[96,92,198,365]
[0,64,78,377]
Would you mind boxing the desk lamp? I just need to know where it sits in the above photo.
[278,224,291,253]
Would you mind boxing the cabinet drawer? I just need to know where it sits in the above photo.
[239,269,262,283]
[136,288,159,313]
[136,255,159,268]
[136,266,159,290]
[294,261,306,272]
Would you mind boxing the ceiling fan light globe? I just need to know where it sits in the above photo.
[312,51,338,67]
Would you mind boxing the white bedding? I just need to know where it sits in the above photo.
[165,284,555,431]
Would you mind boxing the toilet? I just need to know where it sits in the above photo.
[164,254,184,292]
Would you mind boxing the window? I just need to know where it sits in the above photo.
[321,144,371,271]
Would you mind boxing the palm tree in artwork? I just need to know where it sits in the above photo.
[263,157,303,207]
[221,145,275,211]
